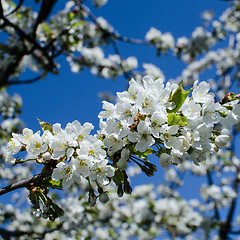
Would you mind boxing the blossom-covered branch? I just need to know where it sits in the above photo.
[3,75,240,220]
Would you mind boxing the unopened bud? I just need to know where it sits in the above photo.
[33,208,42,218]
[99,192,109,203]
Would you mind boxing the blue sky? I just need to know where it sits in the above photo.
[6,0,232,194]
[7,0,229,129]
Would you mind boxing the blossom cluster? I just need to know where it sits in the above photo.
[6,121,115,190]
[99,75,240,168]
[5,76,240,196]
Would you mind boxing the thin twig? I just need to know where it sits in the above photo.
[219,166,240,240]
[8,75,42,85]
[5,0,24,17]
[206,170,221,221]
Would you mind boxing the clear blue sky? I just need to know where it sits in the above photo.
[7,0,231,195]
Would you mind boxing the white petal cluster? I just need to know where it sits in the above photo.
[92,0,108,8]
[145,27,175,53]
[6,120,115,189]
[99,75,239,168]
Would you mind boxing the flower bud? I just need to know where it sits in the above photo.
[33,208,42,218]
[99,192,109,203]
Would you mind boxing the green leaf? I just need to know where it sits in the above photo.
[133,148,156,160]
[41,23,51,33]
[48,179,63,190]
[144,161,157,172]
[46,197,64,221]
[117,184,124,197]
[69,12,75,21]
[72,21,85,28]
[167,84,192,113]
[123,171,132,194]
[112,169,124,186]
[167,113,188,126]
[38,119,53,132]
[140,165,154,177]
[28,190,39,208]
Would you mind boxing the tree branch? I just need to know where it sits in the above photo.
[219,167,240,240]
[31,0,57,38]
[206,170,221,221]
[0,169,53,196]
[109,38,133,80]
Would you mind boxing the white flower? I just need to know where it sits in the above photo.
[77,137,106,162]
[103,133,124,156]
[92,0,108,7]
[81,47,104,64]
[15,128,33,144]
[26,132,48,157]
[66,120,94,143]
[96,17,113,32]
[135,90,157,115]
[100,118,130,138]
[219,109,238,130]
[49,133,69,160]
[181,98,201,120]
[143,63,165,81]
[122,56,138,71]
[70,156,92,178]
[202,99,221,127]
[159,153,172,168]
[128,78,144,98]
[128,120,155,152]
[145,27,162,41]
[192,81,214,103]
[215,129,232,149]
[52,162,80,189]
[150,110,168,138]
[98,101,116,119]
[160,124,179,149]
[89,160,115,185]
[117,148,130,170]
[116,101,137,120]
[192,123,211,151]
[161,32,175,49]
[233,103,240,117]
[7,138,21,156]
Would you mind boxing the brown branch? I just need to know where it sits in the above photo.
[109,38,133,80]
[0,10,56,72]
[219,167,240,240]
[0,169,53,196]
[31,0,57,38]
[206,170,221,221]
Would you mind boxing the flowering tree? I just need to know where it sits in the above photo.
[1,0,240,239]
